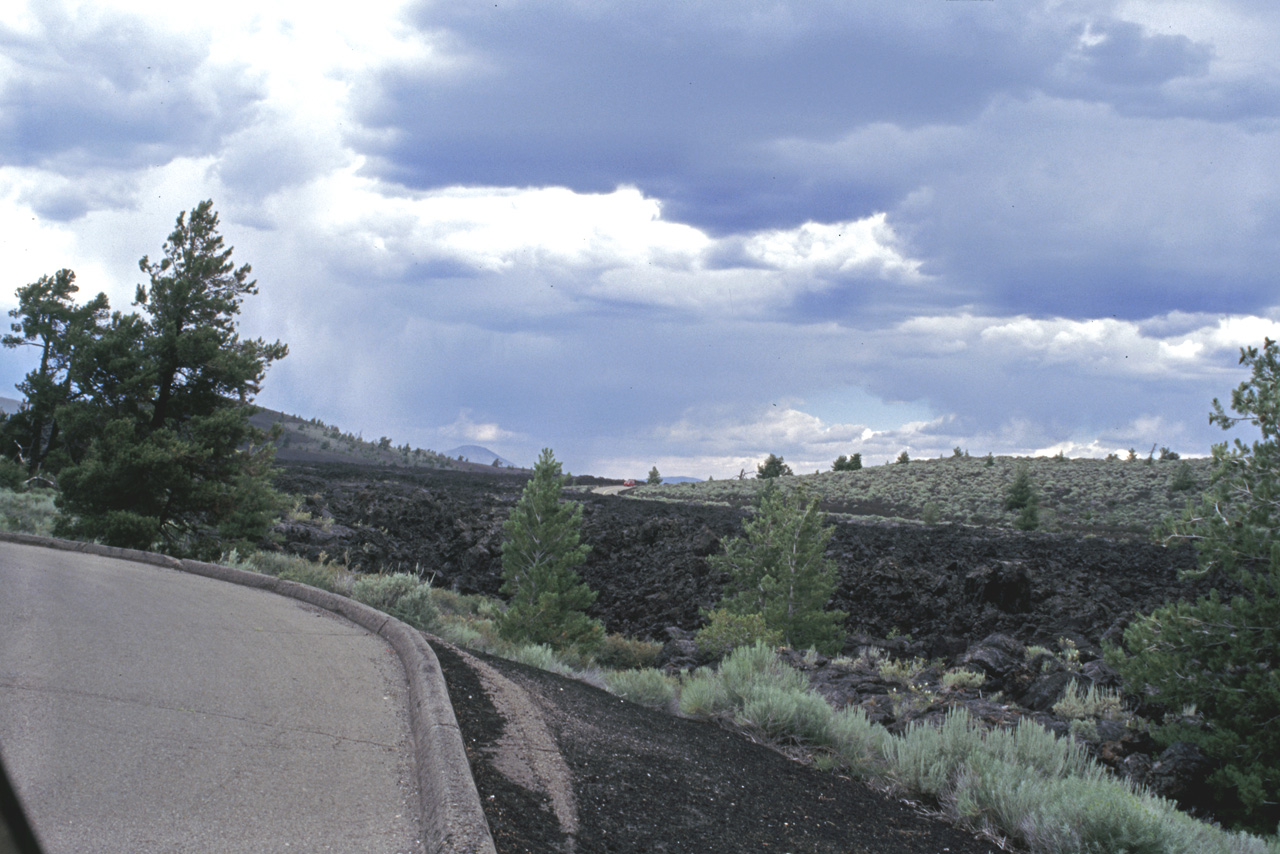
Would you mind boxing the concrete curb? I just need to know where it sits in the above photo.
[0,532,496,854]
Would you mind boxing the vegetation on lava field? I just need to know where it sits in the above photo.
[620,452,1214,537]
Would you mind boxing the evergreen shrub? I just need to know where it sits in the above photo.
[694,609,783,658]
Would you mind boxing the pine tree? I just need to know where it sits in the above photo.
[831,453,862,472]
[1,269,108,476]
[5,202,287,557]
[710,483,847,653]
[647,465,662,485]
[1004,462,1036,510]
[756,453,793,478]
[497,448,602,651]
[1108,339,1280,831]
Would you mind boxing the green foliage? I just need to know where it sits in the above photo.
[0,487,58,536]
[896,450,910,465]
[709,484,847,653]
[831,452,862,472]
[949,751,1272,854]
[739,682,833,745]
[694,609,783,658]
[247,551,340,592]
[877,655,929,685]
[827,706,888,775]
[669,645,1278,853]
[941,668,986,691]
[508,642,574,676]
[1170,460,1196,492]
[4,203,289,558]
[0,458,25,491]
[1013,503,1040,531]
[630,454,1213,536]
[1005,461,1041,530]
[646,465,662,485]
[1,268,110,476]
[593,634,663,670]
[351,572,440,631]
[603,669,677,709]
[497,448,603,652]
[756,453,793,478]
[678,669,732,717]
[886,709,1102,800]
[1004,462,1037,511]
[1051,681,1126,721]
[717,641,809,703]
[1111,339,1280,832]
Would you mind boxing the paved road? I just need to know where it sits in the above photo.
[589,486,633,496]
[0,541,423,854]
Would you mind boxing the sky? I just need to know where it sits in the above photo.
[2,0,1279,478]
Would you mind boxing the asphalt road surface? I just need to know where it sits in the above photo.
[0,541,423,854]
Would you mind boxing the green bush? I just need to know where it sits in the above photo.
[604,669,677,709]
[1170,461,1196,492]
[0,458,25,490]
[593,634,663,670]
[248,551,339,591]
[433,587,503,621]
[1014,503,1041,531]
[0,487,58,536]
[678,669,732,717]
[508,643,573,676]
[885,710,1101,799]
[942,668,986,691]
[718,641,808,705]
[828,706,887,775]
[352,572,440,631]
[953,754,1276,854]
[877,655,928,685]
[739,683,833,745]
[694,610,783,658]
[1051,681,1125,721]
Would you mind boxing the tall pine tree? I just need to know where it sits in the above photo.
[497,448,602,651]
[4,201,288,558]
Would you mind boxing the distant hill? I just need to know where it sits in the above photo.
[627,454,1214,538]
[661,476,702,484]
[445,445,518,468]
[248,407,526,473]
[0,397,23,415]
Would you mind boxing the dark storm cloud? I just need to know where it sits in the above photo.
[1072,19,1211,87]
[354,1,1066,232]
[0,8,262,185]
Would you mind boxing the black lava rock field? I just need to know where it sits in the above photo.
[270,462,1222,661]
